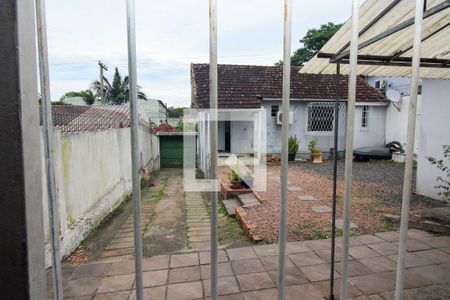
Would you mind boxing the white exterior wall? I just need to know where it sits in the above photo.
[353,105,387,148]
[41,127,160,266]
[262,101,347,156]
[385,95,421,153]
[416,79,450,201]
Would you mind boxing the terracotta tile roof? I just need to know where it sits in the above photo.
[40,105,131,132]
[191,64,386,108]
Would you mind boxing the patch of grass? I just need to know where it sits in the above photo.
[382,217,395,231]
[304,229,329,240]
[218,202,227,215]
[293,224,330,240]
[152,189,165,202]
[259,235,270,244]
[142,188,164,233]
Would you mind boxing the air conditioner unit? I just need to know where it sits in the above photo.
[276,111,293,125]
[374,80,387,90]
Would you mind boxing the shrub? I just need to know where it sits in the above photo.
[308,140,321,154]
[426,145,450,201]
[288,135,299,154]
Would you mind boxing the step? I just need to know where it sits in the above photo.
[237,193,261,208]
[222,199,241,217]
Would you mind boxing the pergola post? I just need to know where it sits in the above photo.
[395,0,424,299]
[0,0,46,298]
[278,0,292,299]
[329,62,341,300]
[339,1,360,299]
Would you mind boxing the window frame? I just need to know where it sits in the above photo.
[305,102,335,136]
[271,105,279,117]
[361,105,370,129]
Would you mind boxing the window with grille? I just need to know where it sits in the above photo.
[271,105,279,117]
[307,102,335,132]
[361,105,370,128]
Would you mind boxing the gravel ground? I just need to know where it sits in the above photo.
[235,160,442,243]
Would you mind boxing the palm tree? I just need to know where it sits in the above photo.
[60,89,96,105]
[92,67,147,104]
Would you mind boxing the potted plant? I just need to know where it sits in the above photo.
[311,146,323,164]
[308,140,323,163]
[288,135,299,161]
[228,168,243,189]
[308,140,317,160]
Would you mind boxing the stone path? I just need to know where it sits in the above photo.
[52,229,450,299]
[185,192,211,250]
[143,169,187,256]
[101,173,168,258]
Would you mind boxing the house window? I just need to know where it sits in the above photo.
[361,105,370,128]
[307,102,334,132]
[271,105,279,117]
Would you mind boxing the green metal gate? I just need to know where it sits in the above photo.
[159,135,196,168]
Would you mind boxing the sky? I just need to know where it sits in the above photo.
[46,0,356,107]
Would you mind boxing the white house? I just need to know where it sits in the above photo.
[191,64,387,163]
[138,98,168,124]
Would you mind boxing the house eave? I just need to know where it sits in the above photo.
[261,97,387,104]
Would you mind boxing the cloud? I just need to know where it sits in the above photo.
[46,0,353,106]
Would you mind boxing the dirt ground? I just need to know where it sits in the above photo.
[232,160,446,243]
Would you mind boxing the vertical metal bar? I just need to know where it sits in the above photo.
[278,0,292,299]
[125,0,143,299]
[209,0,219,299]
[395,1,424,299]
[35,0,63,299]
[329,62,341,300]
[339,1,359,299]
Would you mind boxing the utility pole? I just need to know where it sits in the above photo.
[98,61,108,102]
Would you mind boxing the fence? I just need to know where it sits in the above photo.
[41,126,159,266]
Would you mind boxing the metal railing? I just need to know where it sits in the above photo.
[35,1,427,300]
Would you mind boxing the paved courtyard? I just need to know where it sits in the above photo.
[50,229,450,299]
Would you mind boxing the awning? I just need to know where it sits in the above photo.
[300,0,450,79]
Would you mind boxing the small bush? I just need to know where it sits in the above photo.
[288,135,299,154]
[426,145,450,201]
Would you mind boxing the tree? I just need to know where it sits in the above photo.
[91,67,147,104]
[168,106,187,118]
[60,89,96,105]
[276,22,342,67]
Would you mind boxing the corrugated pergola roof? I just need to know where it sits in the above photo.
[301,0,450,79]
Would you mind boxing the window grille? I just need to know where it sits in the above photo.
[361,105,370,128]
[307,102,344,132]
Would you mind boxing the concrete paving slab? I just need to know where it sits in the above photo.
[312,205,332,213]
[237,193,261,208]
[288,186,302,192]
[297,195,316,201]
[222,199,241,217]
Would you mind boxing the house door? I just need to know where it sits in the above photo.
[225,121,231,152]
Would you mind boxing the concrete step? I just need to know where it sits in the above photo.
[237,193,261,208]
[222,199,241,217]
